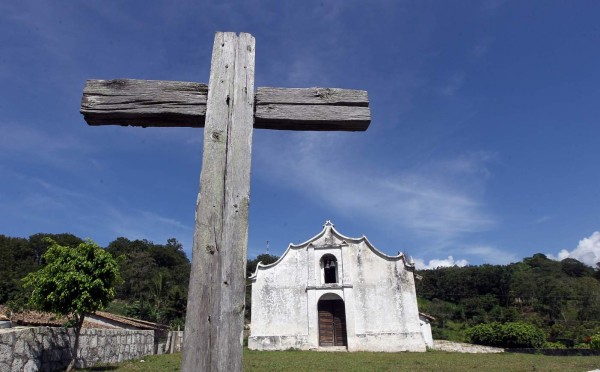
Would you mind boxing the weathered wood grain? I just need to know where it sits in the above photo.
[256,87,368,106]
[217,31,255,372]
[255,104,371,131]
[255,87,370,130]
[81,79,207,127]
[81,81,370,131]
[182,32,234,372]
[181,32,254,372]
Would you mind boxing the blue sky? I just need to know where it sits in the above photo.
[1,1,599,269]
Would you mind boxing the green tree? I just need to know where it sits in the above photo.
[23,239,121,371]
[561,258,593,278]
[0,235,31,305]
[105,237,190,325]
[28,233,84,265]
[246,253,279,278]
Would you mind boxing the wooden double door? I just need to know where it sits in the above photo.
[318,299,348,347]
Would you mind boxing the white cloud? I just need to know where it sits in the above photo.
[412,245,515,270]
[254,131,495,252]
[549,232,600,267]
[461,245,518,265]
[533,215,553,224]
[413,256,469,270]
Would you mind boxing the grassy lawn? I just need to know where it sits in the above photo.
[83,349,600,372]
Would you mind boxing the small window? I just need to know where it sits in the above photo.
[321,254,338,284]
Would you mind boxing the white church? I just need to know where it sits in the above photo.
[248,221,432,352]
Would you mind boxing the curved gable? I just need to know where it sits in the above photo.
[249,221,414,280]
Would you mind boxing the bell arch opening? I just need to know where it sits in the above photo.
[320,254,338,284]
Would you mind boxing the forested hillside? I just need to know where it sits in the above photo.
[3,232,599,344]
[416,254,600,345]
[0,233,190,328]
[0,233,84,306]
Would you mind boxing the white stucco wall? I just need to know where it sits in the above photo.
[344,240,425,351]
[248,222,426,352]
[419,315,434,348]
[248,247,310,350]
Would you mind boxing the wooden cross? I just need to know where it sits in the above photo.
[80,32,370,371]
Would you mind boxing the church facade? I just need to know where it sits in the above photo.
[248,221,428,352]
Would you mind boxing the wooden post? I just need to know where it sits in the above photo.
[180,32,255,371]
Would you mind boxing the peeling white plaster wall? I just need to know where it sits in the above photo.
[248,222,427,352]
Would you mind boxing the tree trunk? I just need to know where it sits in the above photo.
[66,314,85,372]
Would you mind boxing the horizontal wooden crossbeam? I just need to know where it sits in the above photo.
[81,79,208,127]
[81,79,370,131]
[255,87,370,131]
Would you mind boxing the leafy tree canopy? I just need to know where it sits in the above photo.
[22,238,121,371]
[246,253,279,278]
[23,238,121,319]
[104,237,190,326]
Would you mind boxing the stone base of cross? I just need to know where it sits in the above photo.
[80,32,370,371]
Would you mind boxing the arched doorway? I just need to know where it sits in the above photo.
[318,295,347,347]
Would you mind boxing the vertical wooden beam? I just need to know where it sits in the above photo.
[218,32,255,370]
[182,32,255,372]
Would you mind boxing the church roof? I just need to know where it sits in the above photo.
[249,220,414,279]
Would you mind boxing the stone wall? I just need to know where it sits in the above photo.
[0,327,154,371]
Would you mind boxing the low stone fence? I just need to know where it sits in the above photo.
[506,348,600,356]
[0,327,154,371]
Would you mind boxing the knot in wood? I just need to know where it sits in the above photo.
[107,79,128,89]
[315,88,333,101]
[236,303,245,314]
[206,244,217,255]
[211,131,223,142]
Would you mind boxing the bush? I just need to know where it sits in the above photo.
[544,341,566,349]
[466,323,502,346]
[590,334,600,350]
[466,322,546,348]
[574,343,591,349]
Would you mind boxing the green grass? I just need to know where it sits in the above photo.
[82,349,600,372]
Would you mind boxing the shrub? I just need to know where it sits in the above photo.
[466,322,546,348]
[544,341,566,349]
[466,322,502,346]
[590,334,600,350]
[574,343,591,349]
